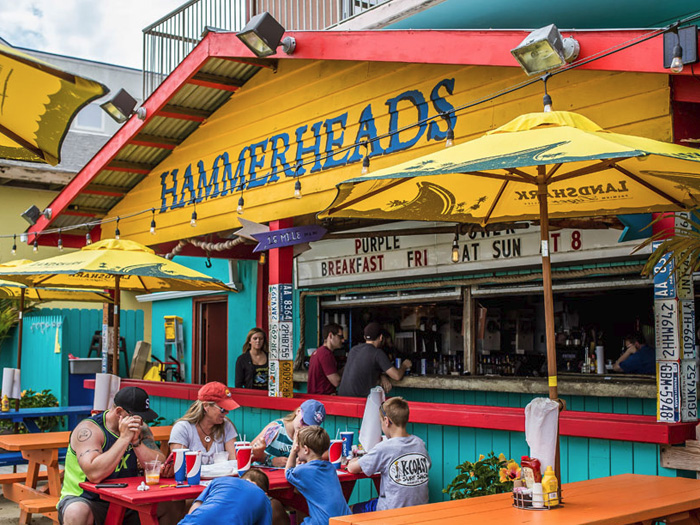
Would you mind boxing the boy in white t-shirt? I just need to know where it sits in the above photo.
[347,397,431,513]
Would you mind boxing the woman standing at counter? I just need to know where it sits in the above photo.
[235,328,269,390]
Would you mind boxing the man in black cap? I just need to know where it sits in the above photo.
[58,386,164,525]
[338,322,412,397]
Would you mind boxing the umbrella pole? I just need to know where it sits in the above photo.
[14,288,24,414]
[112,276,120,377]
[537,171,563,499]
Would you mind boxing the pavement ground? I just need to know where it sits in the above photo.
[0,465,53,524]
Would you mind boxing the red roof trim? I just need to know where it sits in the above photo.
[28,37,213,237]
[31,29,685,240]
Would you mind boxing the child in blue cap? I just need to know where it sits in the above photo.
[251,399,326,467]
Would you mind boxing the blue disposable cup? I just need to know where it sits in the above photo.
[173,448,189,485]
[340,431,354,458]
[394,358,401,368]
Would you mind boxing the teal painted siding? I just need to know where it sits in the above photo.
[0,308,143,407]
[146,389,671,506]
[150,259,258,384]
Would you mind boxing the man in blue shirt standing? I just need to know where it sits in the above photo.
[614,332,655,375]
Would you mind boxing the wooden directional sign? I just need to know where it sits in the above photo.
[252,225,326,252]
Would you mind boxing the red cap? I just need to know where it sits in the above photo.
[198,382,240,411]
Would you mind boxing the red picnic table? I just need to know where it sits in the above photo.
[80,468,379,525]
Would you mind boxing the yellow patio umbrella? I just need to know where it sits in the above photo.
[0,239,233,375]
[322,110,700,404]
[0,43,108,165]
[0,259,114,391]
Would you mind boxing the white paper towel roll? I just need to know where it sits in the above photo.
[595,346,605,374]
[525,398,559,476]
[2,368,15,398]
[11,369,21,399]
[94,373,120,411]
[359,386,385,452]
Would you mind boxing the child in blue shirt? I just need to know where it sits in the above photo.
[285,426,351,525]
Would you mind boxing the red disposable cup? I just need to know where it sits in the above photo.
[236,445,253,475]
[328,439,343,468]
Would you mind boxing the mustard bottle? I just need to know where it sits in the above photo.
[541,465,559,506]
[1,395,9,412]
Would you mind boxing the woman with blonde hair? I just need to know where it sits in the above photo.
[251,399,326,467]
[162,382,240,476]
[235,327,269,390]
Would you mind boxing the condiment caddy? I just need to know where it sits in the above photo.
[512,459,560,510]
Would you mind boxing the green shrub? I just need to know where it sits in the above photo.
[443,451,517,500]
[0,389,61,433]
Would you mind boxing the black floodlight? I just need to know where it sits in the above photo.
[236,12,295,58]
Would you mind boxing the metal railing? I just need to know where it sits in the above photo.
[142,0,389,97]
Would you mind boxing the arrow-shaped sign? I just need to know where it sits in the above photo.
[233,218,270,241]
[252,225,327,252]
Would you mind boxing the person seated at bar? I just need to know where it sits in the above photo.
[236,327,269,390]
[347,397,431,513]
[251,399,326,467]
[178,470,274,525]
[162,381,240,476]
[58,386,164,525]
[613,332,655,374]
[307,323,344,395]
[338,322,412,398]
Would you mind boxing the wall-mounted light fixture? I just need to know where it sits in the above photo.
[236,12,295,58]
[21,205,51,226]
[511,24,579,76]
[663,25,698,74]
[100,88,146,123]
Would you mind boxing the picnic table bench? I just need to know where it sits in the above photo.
[0,405,93,434]
[0,425,172,524]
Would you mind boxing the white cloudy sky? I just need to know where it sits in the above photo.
[0,1,189,68]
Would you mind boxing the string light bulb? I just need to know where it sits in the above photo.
[293,162,302,199]
[33,238,38,253]
[361,142,370,174]
[115,217,121,239]
[57,230,63,251]
[671,40,684,73]
[451,230,460,263]
[150,209,157,235]
[85,232,92,245]
[11,234,16,255]
[237,195,245,215]
[445,127,454,148]
[190,208,197,228]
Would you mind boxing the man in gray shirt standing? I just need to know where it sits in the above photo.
[338,322,412,397]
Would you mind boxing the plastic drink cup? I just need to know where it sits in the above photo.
[236,445,253,475]
[328,439,343,468]
[340,431,354,458]
[213,451,229,463]
[234,440,250,453]
[144,460,161,485]
[185,451,202,485]
[173,449,189,485]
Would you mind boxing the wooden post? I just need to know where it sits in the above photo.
[112,276,121,377]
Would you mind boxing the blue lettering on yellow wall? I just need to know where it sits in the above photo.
[384,90,428,154]
[323,113,349,170]
[247,138,269,189]
[427,78,456,141]
[295,122,323,175]
[267,133,293,183]
[158,78,457,212]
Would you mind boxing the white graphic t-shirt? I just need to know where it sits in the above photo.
[357,435,431,511]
